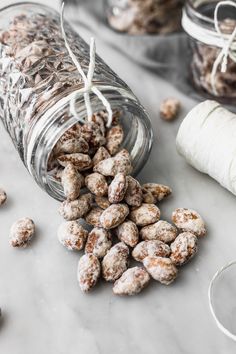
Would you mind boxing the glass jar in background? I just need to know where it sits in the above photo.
[0,2,153,201]
[105,0,184,35]
[182,0,236,102]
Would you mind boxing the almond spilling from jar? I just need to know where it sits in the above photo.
[94,154,132,177]
[129,203,160,227]
[140,220,177,243]
[102,242,129,282]
[85,207,103,227]
[85,172,108,197]
[125,176,143,207]
[57,153,92,171]
[143,256,178,285]
[59,193,93,221]
[77,254,101,292]
[106,124,124,155]
[170,232,198,266]
[9,217,35,248]
[115,220,139,247]
[100,204,129,229]
[132,240,170,262]
[85,227,112,258]
[108,173,127,203]
[142,183,172,202]
[61,163,82,201]
[172,208,206,237]
[113,267,150,296]
[57,220,88,251]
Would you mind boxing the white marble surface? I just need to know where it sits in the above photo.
[1,1,236,353]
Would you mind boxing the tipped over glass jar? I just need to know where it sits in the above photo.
[105,0,183,35]
[0,2,153,201]
[182,0,236,102]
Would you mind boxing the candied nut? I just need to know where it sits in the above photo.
[129,204,160,227]
[77,254,101,292]
[58,123,81,143]
[59,137,89,154]
[57,153,92,171]
[113,267,150,296]
[61,163,81,201]
[125,176,143,207]
[115,220,139,247]
[95,196,110,210]
[59,193,93,221]
[102,242,129,282]
[81,122,106,147]
[94,155,132,177]
[0,188,7,206]
[170,232,198,266]
[108,173,127,203]
[142,190,156,204]
[160,98,180,121]
[85,227,112,258]
[100,204,129,229]
[57,220,88,251]
[140,220,177,243]
[92,147,111,166]
[85,172,108,197]
[142,183,172,202]
[106,124,124,155]
[172,208,206,237]
[115,149,130,160]
[132,240,170,262]
[9,217,35,247]
[85,207,103,227]
[143,256,178,285]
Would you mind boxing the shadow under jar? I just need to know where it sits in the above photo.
[0,2,153,201]
[105,0,184,35]
[182,0,236,102]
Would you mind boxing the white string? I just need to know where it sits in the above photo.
[208,261,236,341]
[210,1,236,95]
[60,2,113,127]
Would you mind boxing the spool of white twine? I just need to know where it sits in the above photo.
[176,100,236,196]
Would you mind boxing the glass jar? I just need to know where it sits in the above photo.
[105,0,183,35]
[182,0,236,101]
[0,2,153,201]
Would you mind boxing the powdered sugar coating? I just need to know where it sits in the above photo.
[94,154,132,177]
[113,267,150,296]
[125,176,143,207]
[108,173,127,203]
[172,208,206,237]
[102,242,129,281]
[142,183,172,202]
[57,220,88,251]
[115,220,139,247]
[95,196,110,210]
[85,207,103,227]
[129,203,160,226]
[0,188,7,206]
[85,172,108,197]
[170,232,198,266]
[9,217,35,247]
[57,153,92,171]
[80,122,106,148]
[77,254,101,292]
[58,136,89,154]
[61,163,82,201]
[160,98,180,121]
[85,227,112,258]
[143,256,178,285]
[92,146,111,166]
[132,240,170,262]
[140,220,177,243]
[100,204,129,229]
[106,124,124,155]
[59,193,93,221]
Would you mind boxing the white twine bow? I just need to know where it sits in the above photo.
[211,0,236,95]
[60,2,113,127]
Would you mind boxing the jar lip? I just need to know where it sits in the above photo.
[0,1,57,13]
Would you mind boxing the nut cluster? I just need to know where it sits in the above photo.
[53,111,207,296]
